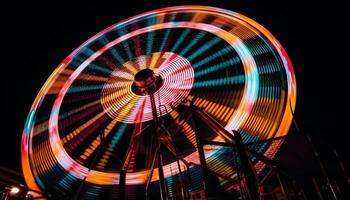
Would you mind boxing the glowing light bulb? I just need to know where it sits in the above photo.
[10,186,20,195]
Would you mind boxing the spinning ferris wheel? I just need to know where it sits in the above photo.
[21,6,296,199]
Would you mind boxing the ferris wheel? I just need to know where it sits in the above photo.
[21,6,296,199]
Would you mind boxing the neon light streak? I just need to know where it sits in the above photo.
[109,123,128,149]
[192,45,233,69]
[194,56,241,78]
[80,46,95,57]
[146,15,157,55]
[179,31,206,56]
[169,111,197,148]
[96,122,128,167]
[187,36,221,61]
[68,84,104,93]
[193,75,245,88]
[170,29,191,52]
[99,36,125,65]
[117,28,133,60]
[159,28,171,52]
[81,118,118,164]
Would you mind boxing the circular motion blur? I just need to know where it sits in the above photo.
[21,6,296,199]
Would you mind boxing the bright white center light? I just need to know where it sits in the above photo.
[10,186,20,195]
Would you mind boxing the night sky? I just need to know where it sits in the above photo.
[1,1,347,180]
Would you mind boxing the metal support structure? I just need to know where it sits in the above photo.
[312,178,325,200]
[150,94,168,200]
[332,149,350,186]
[162,128,187,200]
[157,149,168,200]
[290,103,341,200]
[277,172,290,200]
[132,69,168,200]
[194,106,234,142]
[234,131,260,200]
[245,145,289,178]
[191,105,261,199]
[259,168,273,186]
[73,128,106,200]
[202,135,303,199]
[304,134,340,200]
[145,147,159,200]
[131,74,331,200]
[190,104,213,198]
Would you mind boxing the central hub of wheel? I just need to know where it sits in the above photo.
[132,68,163,96]
[101,52,194,123]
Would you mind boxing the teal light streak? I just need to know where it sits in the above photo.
[166,176,174,197]
[68,84,104,93]
[24,111,36,135]
[107,123,128,152]
[240,131,260,143]
[159,28,171,52]
[72,49,113,75]
[34,176,46,191]
[80,47,95,57]
[179,31,206,56]
[259,62,280,74]
[194,57,240,78]
[58,173,78,189]
[159,14,175,52]
[192,75,245,88]
[259,86,281,98]
[248,42,271,56]
[170,29,191,52]
[117,28,133,60]
[88,63,113,74]
[83,186,102,199]
[187,37,221,61]
[192,45,233,69]
[249,37,282,76]
[100,36,125,65]
[146,16,157,55]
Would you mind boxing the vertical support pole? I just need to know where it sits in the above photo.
[175,158,186,200]
[150,94,159,127]
[157,150,168,200]
[277,172,290,200]
[233,131,260,200]
[150,93,168,200]
[333,149,350,186]
[190,105,212,198]
[303,134,339,200]
[119,170,126,200]
[167,130,186,200]
[184,164,193,193]
[145,147,159,200]
[312,178,324,200]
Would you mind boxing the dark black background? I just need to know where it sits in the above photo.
[1,1,347,178]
